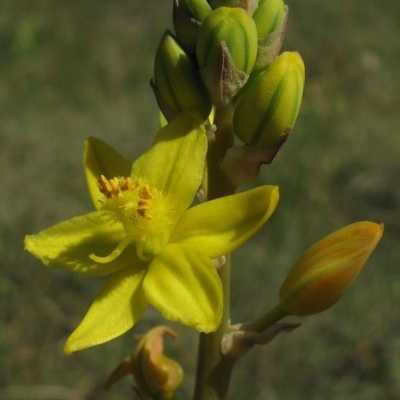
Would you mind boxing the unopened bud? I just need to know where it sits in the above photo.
[233,51,305,147]
[208,0,258,14]
[252,0,285,38]
[132,326,183,396]
[173,0,212,54]
[197,7,258,75]
[253,5,288,71]
[105,326,183,397]
[196,7,258,105]
[153,31,212,121]
[279,222,384,316]
[178,0,212,21]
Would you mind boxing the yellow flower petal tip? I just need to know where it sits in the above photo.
[63,344,74,356]
[62,331,118,356]
[267,186,279,218]
[279,221,383,316]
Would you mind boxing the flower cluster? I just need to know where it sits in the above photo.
[24,2,383,398]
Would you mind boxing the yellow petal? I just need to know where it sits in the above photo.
[84,137,132,209]
[24,212,140,276]
[64,266,148,354]
[171,185,279,258]
[143,243,222,332]
[131,114,207,218]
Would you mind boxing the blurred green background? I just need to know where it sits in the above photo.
[1,0,400,399]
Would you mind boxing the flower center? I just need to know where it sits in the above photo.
[90,175,174,263]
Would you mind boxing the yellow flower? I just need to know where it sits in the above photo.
[24,114,279,354]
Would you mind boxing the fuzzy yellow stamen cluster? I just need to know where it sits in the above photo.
[98,175,161,221]
[93,175,174,263]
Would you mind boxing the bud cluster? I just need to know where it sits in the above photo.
[152,0,305,152]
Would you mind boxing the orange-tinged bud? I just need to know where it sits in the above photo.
[279,222,384,316]
[132,326,183,396]
[105,326,183,396]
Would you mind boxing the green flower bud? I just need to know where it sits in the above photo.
[197,7,258,75]
[279,222,383,316]
[173,0,212,54]
[153,31,212,121]
[252,5,288,71]
[208,0,258,14]
[252,0,285,38]
[178,0,212,21]
[196,7,258,105]
[233,51,305,147]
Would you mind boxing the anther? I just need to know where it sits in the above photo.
[98,175,141,198]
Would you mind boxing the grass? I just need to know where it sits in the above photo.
[1,0,400,399]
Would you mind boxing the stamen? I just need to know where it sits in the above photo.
[98,175,140,198]
[137,198,152,219]
[136,184,159,219]
[89,234,136,263]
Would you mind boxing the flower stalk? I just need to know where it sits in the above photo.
[206,105,237,200]
[194,254,234,400]
[240,304,288,333]
[194,105,236,400]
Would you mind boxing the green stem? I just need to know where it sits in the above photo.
[205,105,236,200]
[194,254,234,400]
[194,105,236,400]
[241,304,288,333]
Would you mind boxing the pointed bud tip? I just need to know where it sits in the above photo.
[253,0,285,39]
[279,221,383,316]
